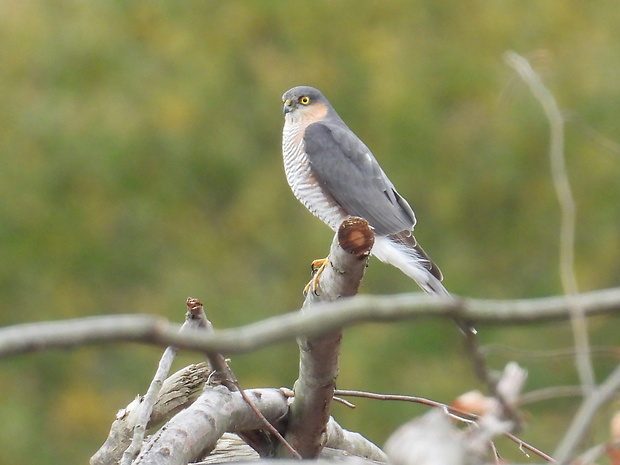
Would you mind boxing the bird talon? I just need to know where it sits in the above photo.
[303,257,329,296]
[310,258,327,274]
[302,279,319,296]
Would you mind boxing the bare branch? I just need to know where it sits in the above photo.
[504,50,595,394]
[284,217,374,458]
[553,363,620,463]
[120,298,211,465]
[324,417,387,462]
[1,288,619,359]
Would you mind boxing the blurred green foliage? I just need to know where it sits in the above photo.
[1,1,619,463]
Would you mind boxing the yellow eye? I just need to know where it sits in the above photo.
[299,96,311,105]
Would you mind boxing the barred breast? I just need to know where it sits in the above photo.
[282,123,348,231]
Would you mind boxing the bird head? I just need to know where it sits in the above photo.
[282,86,332,123]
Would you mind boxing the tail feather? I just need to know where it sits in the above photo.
[371,233,450,297]
[390,231,444,282]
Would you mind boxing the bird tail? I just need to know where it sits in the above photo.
[372,233,450,297]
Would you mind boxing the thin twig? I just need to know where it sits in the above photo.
[455,317,497,393]
[336,389,469,415]
[333,396,356,408]
[504,50,595,396]
[335,389,556,463]
[483,344,620,361]
[490,441,502,465]
[120,348,178,465]
[519,385,584,405]
[564,110,620,156]
[504,432,557,463]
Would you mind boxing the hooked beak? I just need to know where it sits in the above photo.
[283,99,294,115]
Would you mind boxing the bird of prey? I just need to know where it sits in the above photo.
[281,86,449,296]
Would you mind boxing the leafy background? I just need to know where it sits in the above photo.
[1,1,619,463]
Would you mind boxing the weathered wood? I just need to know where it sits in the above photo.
[134,387,289,465]
[196,421,387,464]
[90,363,210,465]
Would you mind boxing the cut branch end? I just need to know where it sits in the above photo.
[338,217,374,256]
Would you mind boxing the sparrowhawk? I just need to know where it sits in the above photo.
[282,86,448,296]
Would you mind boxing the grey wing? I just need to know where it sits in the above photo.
[304,121,416,236]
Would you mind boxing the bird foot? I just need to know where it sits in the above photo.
[303,257,329,296]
